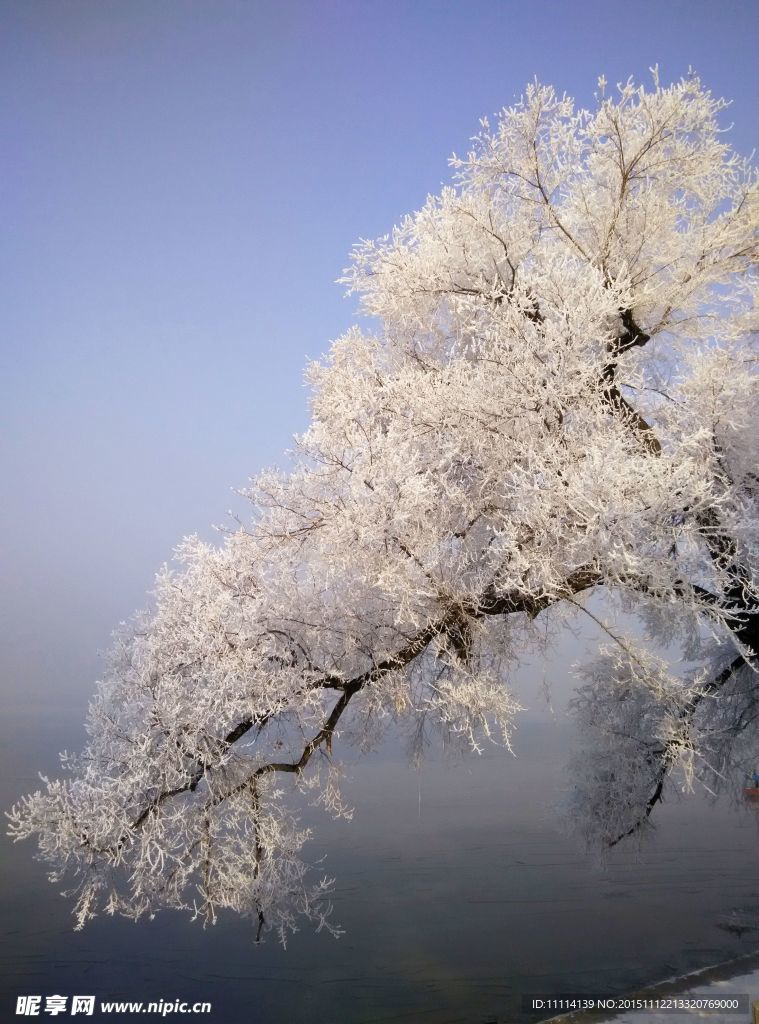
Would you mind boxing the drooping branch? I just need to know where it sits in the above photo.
[125,569,606,836]
[123,545,756,848]
[607,654,748,847]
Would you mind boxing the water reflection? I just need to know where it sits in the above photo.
[2,705,759,1023]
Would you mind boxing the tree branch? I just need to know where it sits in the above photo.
[124,568,606,837]
[607,654,747,847]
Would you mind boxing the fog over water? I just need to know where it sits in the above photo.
[3,634,759,1023]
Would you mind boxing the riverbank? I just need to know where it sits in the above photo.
[542,950,759,1023]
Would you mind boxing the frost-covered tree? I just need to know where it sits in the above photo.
[9,72,759,943]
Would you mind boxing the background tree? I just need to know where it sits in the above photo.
[9,72,759,944]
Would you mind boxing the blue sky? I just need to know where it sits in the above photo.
[2,0,758,712]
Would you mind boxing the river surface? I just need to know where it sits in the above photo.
[2,693,759,1023]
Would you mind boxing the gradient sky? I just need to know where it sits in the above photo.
[2,0,759,715]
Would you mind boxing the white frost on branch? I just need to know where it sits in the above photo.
[8,72,759,942]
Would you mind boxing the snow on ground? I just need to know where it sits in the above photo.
[542,950,759,1023]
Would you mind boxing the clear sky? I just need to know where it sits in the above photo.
[2,0,759,713]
